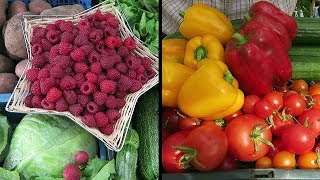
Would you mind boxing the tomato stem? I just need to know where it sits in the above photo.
[174,146,207,169]
[250,124,275,154]
[176,110,188,119]
[316,147,320,168]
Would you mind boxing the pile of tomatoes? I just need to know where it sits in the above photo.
[162,79,320,172]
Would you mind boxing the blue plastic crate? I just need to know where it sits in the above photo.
[8,0,91,10]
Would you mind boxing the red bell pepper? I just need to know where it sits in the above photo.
[225,28,292,96]
[248,1,298,39]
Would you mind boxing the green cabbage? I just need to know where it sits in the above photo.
[0,114,11,163]
[3,114,98,179]
[0,167,20,180]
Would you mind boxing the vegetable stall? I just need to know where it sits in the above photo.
[162,1,320,179]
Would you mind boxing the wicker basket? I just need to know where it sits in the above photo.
[5,2,159,152]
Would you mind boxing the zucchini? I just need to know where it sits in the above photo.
[133,87,159,180]
[115,145,138,180]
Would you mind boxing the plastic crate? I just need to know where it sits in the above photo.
[7,0,92,10]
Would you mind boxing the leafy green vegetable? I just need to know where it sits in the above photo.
[3,114,98,180]
[83,157,108,178]
[0,167,20,180]
[91,159,115,180]
[0,114,11,163]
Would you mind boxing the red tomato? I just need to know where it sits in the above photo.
[217,153,239,171]
[275,85,290,94]
[311,94,320,110]
[271,110,294,136]
[225,114,273,162]
[162,131,190,173]
[162,129,170,144]
[265,137,285,159]
[254,99,274,119]
[264,91,283,110]
[182,125,228,171]
[298,109,320,137]
[291,79,309,93]
[201,119,224,129]
[242,95,261,114]
[179,118,202,131]
[281,124,315,155]
[224,110,243,123]
[283,90,298,101]
[162,108,181,133]
[283,93,307,116]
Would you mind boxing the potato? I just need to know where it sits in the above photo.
[4,12,33,61]
[28,0,52,15]
[8,0,28,19]
[40,4,85,15]
[0,0,8,10]
[0,54,15,73]
[0,73,18,93]
[0,8,6,28]
[15,59,27,78]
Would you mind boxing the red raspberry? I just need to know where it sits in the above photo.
[100,55,116,70]
[86,101,99,114]
[42,51,50,60]
[95,112,109,127]
[60,31,75,43]
[26,68,39,82]
[117,46,129,58]
[85,72,98,83]
[116,98,126,109]
[46,24,58,31]
[127,69,137,79]
[106,16,119,29]
[80,45,94,56]
[38,67,50,79]
[41,99,55,110]
[124,37,136,51]
[31,95,43,108]
[89,62,102,74]
[80,81,96,95]
[104,26,118,37]
[105,95,117,109]
[81,115,96,127]
[51,55,71,68]
[63,164,81,180]
[115,91,126,98]
[99,21,109,29]
[77,19,91,29]
[105,36,121,49]
[55,97,69,112]
[60,76,76,90]
[106,109,121,124]
[40,38,53,51]
[89,29,104,43]
[136,74,148,84]
[93,91,107,106]
[87,14,96,23]
[106,68,120,80]
[32,55,46,68]
[59,43,73,55]
[136,65,145,75]
[94,10,107,21]
[74,73,86,88]
[74,63,89,74]
[103,48,117,57]
[63,90,77,105]
[75,151,89,165]
[58,20,74,32]
[144,67,156,79]
[31,36,41,45]
[74,34,90,47]
[50,66,64,79]
[118,75,133,92]
[95,41,106,54]
[99,124,114,135]
[115,62,129,74]
[31,43,43,56]
[33,27,47,38]
[125,55,141,70]
[46,87,62,103]
[31,80,42,95]
[24,95,33,107]
[46,30,60,44]
[97,74,107,84]
[69,104,83,116]
[100,80,116,94]
[79,29,91,36]
[88,51,100,64]
[40,77,55,94]
[129,80,143,93]
[77,94,89,107]
[71,49,85,62]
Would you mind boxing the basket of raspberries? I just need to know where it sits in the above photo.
[5,2,158,151]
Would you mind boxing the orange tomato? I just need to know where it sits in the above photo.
[255,156,273,169]
[297,151,319,169]
[309,86,320,96]
[273,151,296,169]
[291,79,309,93]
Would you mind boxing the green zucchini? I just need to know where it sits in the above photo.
[133,87,159,180]
[115,145,138,180]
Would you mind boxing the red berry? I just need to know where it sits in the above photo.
[63,164,81,180]
[63,90,77,105]
[24,95,33,107]
[100,80,116,94]
[38,67,51,79]
[118,75,133,92]
[50,66,64,79]
[117,46,129,58]
[74,62,89,74]
[26,68,40,82]
[125,55,141,70]
[88,51,100,64]
[93,91,107,106]
[46,30,60,44]
[75,151,89,165]
[100,124,114,135]
[74,34,90,47]
[30,80,42,96]
[115,62,128,74]
[85,72,98,83]
[80,82,96,95]
[41,99,55,110]
[77,94,89,107]
[60,76,76,90]
[105,95,117,109]
[69,104,83,116]
[32,55,46,68]
[46,87,62,103]
[95,112,109,127]
[144,67,156,79]
[55,97,69,112]
[86,101,99,114]
[60,31,75,43]
[123,37,136,51]
[59,43,73,55]
[89,62,102,74]
[71,49,85,62]
[129,80,143,93]
[74,73,86,88]
[40,77,56,94]
[89,29,104,43]
[106,109,120,124]
[107,68,121,80]
[116,98,126,109]
[81,115,96,127]
[32,43,43,56]
[31,95,43,108]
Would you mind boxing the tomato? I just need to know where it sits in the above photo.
[179,118,202,131]
[217,154,239,171]
[265,137,285,159]
[271,110,294,136]
[201,119,224,129]
[298,109,320,137]
[297,151,319,169]
[264,91,283,110]
[242,95,261,114]
[162,131,190,173]
[255,156,273,168]
[309,86,320,96]
[162,108,181,133]
[254,99,274,119]
[283,93,307,116]
[224,110,243,123]
[281,124,315,154]
[181,125,228,171]
[272,151,296,169]
[291,79,309,93]
[275,85,290,94]
[283,90,298,101]
[225,114,273,162]
[162,129,170,144]
[311,94,320,110]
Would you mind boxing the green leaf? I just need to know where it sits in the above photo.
[133,24,141,39]
[91,159,115,180]
[148,44,158,55]
[0,167,20,180]
[83,157,108,178]
[146,18,156,35]
[139,12,147,37]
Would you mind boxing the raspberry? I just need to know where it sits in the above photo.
[106,109,120,124]
[89,29,104,43]
[81,115,96,127]
[58,20,74,32]
[31,36,41,45]
[38,67,50,79]
[80,81,96,95]
[42,51,50,60]
[136,74,148,84]
[46,87,62,103]
[117,46,129,58]
[116,98,126,109]
[46,24,58,31]
[31,95,43,108]
[59,43,73,55]
[118,75,133,92]
[74,63,88,74]
[106,68,120,80]
[55,97,69,112]
[136,65,145,75]
[40,77,55,94]
[85,72,98,83]
[103,48,117,57]
[87,14,96,23]
[69,104,83,116]
[89,62,102,74]
[95,112,109,127]
[104,26,117,37]
[52,55,71,68]
[77,19,91,29]
[77,94,89,107]
[60,31,75,43]
[71,49,85,62]
[99,124,114,135]
[63,164,81,180]
[31,43,43,56]
[79,29,91,36]
[63,90,77,105]
[99,21,109,29]
[115,91,126,98]
[50,66,64,79]
[65,67,74,76]
[95,41,106,53]
[60,76,76,90]
[86,101,99,114]
[100,55,116,70]
[88,51,100,64]
[100,80,116,94]
[33,27,47,38]
[40,38,53,51]
[129,80,143,93]
[105,95,117,109]
[24,95,33,107]
[105,36,121,49]
[32,55,46,69]
[75,151,89,165]
[27,68,40,82]
[125,55,141,70]
[144,67,155,79]
[46,30,60,44]
[123,37,136,51]
[127,69,137,79]
[94,10,107,21]
[41,99,55,110]
[93,91,107,106]
[74,34,90,47]
[115,62,128,74]
[106,16,119,29]
[80,45,93,56]
[74,73,86,88]
[97,74,107,84]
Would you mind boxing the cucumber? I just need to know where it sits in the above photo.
[115,145,138,180]
[133,87,159,180]
[124,128,139,149]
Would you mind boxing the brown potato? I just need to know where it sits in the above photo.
[0,73,18,93]
[40,4,85,15]
[28,0,52,15]
[0,0,8,10]
[8,0,28,19]
[0,54,15,73]
[15,59,27,78]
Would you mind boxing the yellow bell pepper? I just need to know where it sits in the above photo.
[184,34,224,69]
[162,60,195,107]
[178,61,244,120]
[162,39,188,64]
[179,3,234,45]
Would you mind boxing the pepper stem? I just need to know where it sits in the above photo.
[215,119,225,127]
[224,70,234,85]
[243,12,251,21]
[194,45,207,61]
[232,33,248,46]
[179,11,185,18]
